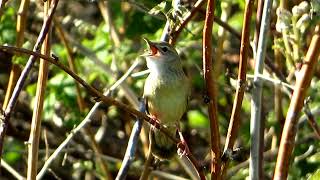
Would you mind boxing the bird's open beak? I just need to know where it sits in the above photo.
[143,38,158,56]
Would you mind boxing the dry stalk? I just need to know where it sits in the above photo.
[274,26,320,180]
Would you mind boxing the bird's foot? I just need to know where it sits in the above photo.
[149,115,160,129]
[177,130,190,157]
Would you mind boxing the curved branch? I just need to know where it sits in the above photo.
[274,26,320,180]
[0,45,203,177]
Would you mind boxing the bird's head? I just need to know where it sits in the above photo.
[142,38,181,72]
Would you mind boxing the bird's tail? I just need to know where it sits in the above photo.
[149,127,176,160]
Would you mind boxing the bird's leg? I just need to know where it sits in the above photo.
[149,115,160,130]
[176,123,190,157]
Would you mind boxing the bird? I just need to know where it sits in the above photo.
[142,38,190,160]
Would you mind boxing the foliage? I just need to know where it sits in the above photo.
[0,0,319,179]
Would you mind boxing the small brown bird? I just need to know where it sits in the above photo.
[142,38,190,160]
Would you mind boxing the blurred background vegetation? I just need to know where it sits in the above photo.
[0,0,320,179]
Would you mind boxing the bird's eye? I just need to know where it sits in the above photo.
[161,46,168,52]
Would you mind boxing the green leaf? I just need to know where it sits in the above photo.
[187,110,209,128]
[149,1,167,15]
[3,140,23,164]
[308,169,320,180]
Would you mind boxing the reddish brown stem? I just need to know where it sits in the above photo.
[273,26,320,180]
[202,0,221,179]
[170,0,206,45]
[222,0,254,176]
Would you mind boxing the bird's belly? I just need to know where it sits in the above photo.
[145,78,188,125]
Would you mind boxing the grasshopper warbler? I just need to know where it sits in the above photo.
[142,38,190,160]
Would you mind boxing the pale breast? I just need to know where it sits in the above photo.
[144,72,189,125]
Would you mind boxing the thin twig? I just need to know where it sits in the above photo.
[116,100,145,180]
[274,26,320,180]
[98,0,121,47]
[2,65,20,109]
[0,0,59,162]
[248,73,320,140]
[16,0,30,48]
[246,74,294,91]
[203,0,221,179]
[54,19,86,112]
[169,0,206,45]
[54,18,112,179]
[36,58,139,180]
[222,0,254,177]
[63,30,139,107]
[83,127,112,179]
[213,2,231,78]
[294,145,315,162]
[298,107,320,129]
[1,159,26,180]
[274,50,285,132]
[2,0,29,110]
[212,15,287,83]
[63,21,150,155]
[0,0,10,18]
[227,149,278,179]
[27,1,52,179]
[250,0,273,179]
[139,143,154,180]
[254,0,263,47]
[0,46,202,179]
[213,16,241,39]
[303,103,320,139]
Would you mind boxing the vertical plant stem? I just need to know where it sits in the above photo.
[0,0,59,161]
[97,0,120,47]
[83,127,112,179]
[27,1,51,179]
[169,0,206,45]
[250,0,273,179]
[291,16,301,62]
[2,65,20,110]
[254,0,263,47]
[213,2,230,78]
[16,0,29,48]
[54,19,112,179]
[0,0,10,18]
[222,0,254,176]
[54,20,86,112]
[2,0,29,109]
[274,0,288,136]
[117,100,145,180]
[223,0,254,149]
[282,29,295,69]
[139,145,154,180]
[274,46,285,132]
[161,0,181,42]
[273,26,320,180]
[202,0,221,179]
